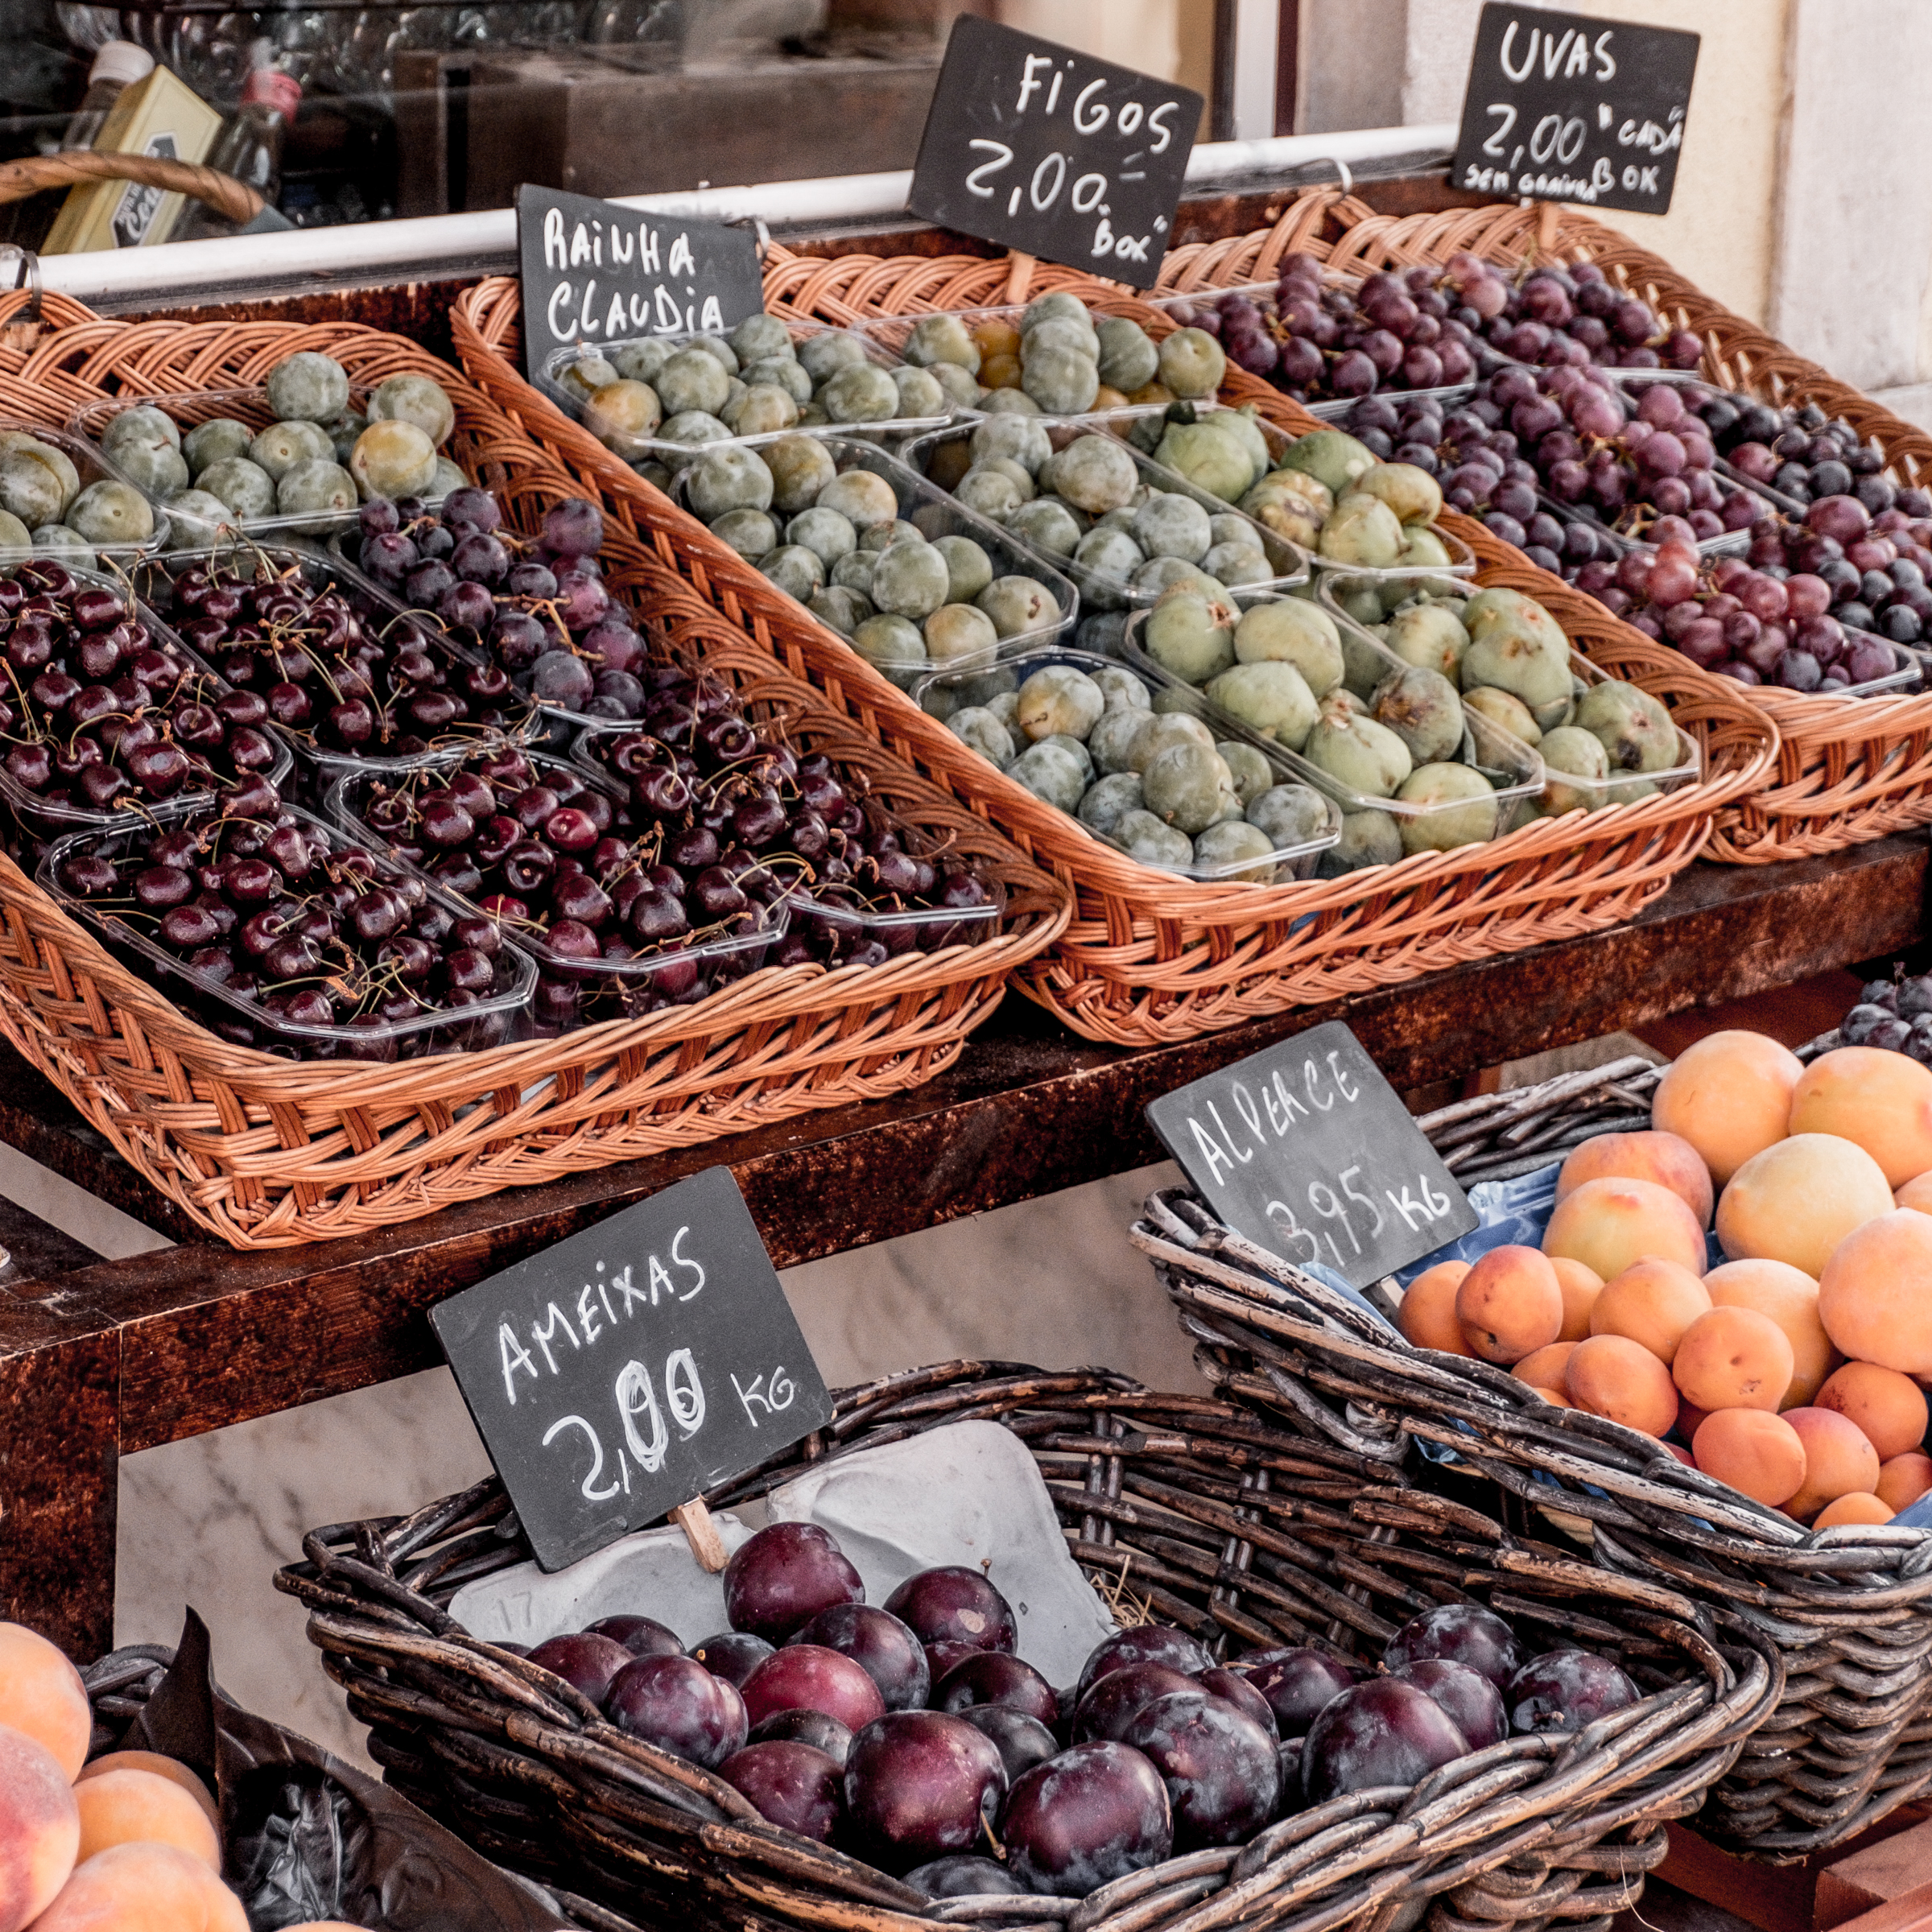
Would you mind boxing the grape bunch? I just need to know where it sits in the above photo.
[1736,499,1932,648]
[1843,976,1932,1066]
[52,799,519,1060]
[353,489,653,722]
[0,564,283,828]
[1434,253,1704,374]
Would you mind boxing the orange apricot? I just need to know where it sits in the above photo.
[1703,1259,1837,1408]
[1896,1170,1932,1215]
[1397,1260,1476,1356]
[73,1772,220,1874]
[1662,1440,1695,1467]
[74,1757,216,1831]
[1784,1407,1883,1520]
[1513,1342,1576,1389]
[1817,1211,1932,1376]
[1816,1361,1929,1461]
[1551,1258,1604,1343]
[1876,1452,1932,1512]
[1558,1129,1714,1225]
[0,1724,79,1932]
[0,1626,90,1781]
[1813,1492,1894,1527]
[1789,1046,1932,1188]
[1566,1334,1678,1436]
[1692,1408,1807,1506]
[1672,1306,1795,1413]
[25,1842,246,1932]
[1543,1177,1707,1283]
[1715,1134,1894,1278]
[1525,1385,1575,1408]
[1590,1257,1711,1365]
[1455,1245,1563,1364]
[1651,1030,1802,1185]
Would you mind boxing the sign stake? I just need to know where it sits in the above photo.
[670,1498,729,1574]
[1003,250,1036,305]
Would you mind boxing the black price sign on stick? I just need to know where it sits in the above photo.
[1451,3,1699,216]
[431,1167,833,1573]
[514,183,766,381]
[908,15,1202,289]
[1147,1022,1478,1288]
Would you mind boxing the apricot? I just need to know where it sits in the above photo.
[1558,1129,1714,1226]
[1662,1440,1695,1467]
[1817,1211,1932,1376]
[73,1772,220,1874]
[1652,1030,1802,1185]
[1816,1362,1929,1462]
[26,1843,246,1932]
[1814,1492,1893,1527]
[1703,1259,1837,1408]
[75,1757,216,1831]
[1566,1334,1678,1436]
[1398,1260,1475,1356]
[1692,1409,1807,1506]
[1513,1342,1576,1388]
[1783,1407,1883,1521]
[1455,1245,1563,1364]
[1789,1046,1932,1189]
[1552,1258,1603,1343]
[1897,1171,1932,1215]
[0,1724,79,1932]
[1876,1452,1932,1512]
[0,1625,90,1781]
[1673,1307,1795,1413]
[1715,1135,1894,1278]
[1526,1385,1574,1408]
[1590,1258,1711,1365]
[1543,1177,1707,1283]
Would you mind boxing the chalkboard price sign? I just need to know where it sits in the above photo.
[908,16,1202,290]
[1146,1022,1477,1288]
[1451,3,1699,217]
[514,183,767,380]
[431,1167,833,1572]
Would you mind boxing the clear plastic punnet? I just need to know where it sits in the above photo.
[0,420,174,566]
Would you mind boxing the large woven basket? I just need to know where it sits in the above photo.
[1130,1052,1932,1863]
[450,279,1775,1048]
[0,299,1069,1247]
[276,1360,1776,1932]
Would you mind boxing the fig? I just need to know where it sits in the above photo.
[1125,712,1216,772]
[1248,782,1332,848]
[1241,476,1323,548]
[1302,693,1413,799]
[1216,739,1274,805]
[1573,679,1679,774]
[1537,724,1611,815]
[1397,526,1456,571]
[1317,495,1405,568]
[1459,588,1574,722]
[1463,685,1541,745]
[1143,741,1242,834]
[1204,661,1319,749]
[1396,763,1496,853]
[1353,460,1443,526]
[1370,665,1465,765]
[1193,820,1277,879]
[1232,600,1344,696]
[1276,427,1375,498]
[1015,665,1105,742]
[1321,808,1404,873]
[1383,601,1471,682]
[1156,420,1259,504]
[1089,709,1151,775]
[1141,587,1236,683]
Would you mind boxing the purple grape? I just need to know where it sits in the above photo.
[542,497,604,557]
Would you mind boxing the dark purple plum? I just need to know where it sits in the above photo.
[1235,1648,1356,1737]
[935,1652,1059,1726]
[791,1602,929,1711]
[956,1707,1058,1785]
[724,1522,865,1643]
[1001,1741,1172,1897]
[1274,1740,1303,1819]
[1075,1624,1214,1703]
[1120,1693,1280,1849]
[884,1567,1018,1656]
[904,1856,1026,1898]
[1072,1663,1200,1744]
[588,1614,683,1659]
[1393,1658,1505,1750]
[526,1631,634,1705]
[605,1653,748,1768]
[1382,1604,1525,1692]
[748,1708,854,1765]
[1301,1679,1469,1804]
[740,1644,886,1734]
[1199,1668,1278,1737]
[1505,1651,1640,1735]
[842,1711,1008,1872]
[718,1741,843,1841]
[924,1641,980,1685]
[690,1631,775,1686]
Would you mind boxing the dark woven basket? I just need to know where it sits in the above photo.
[80,1643,176,1759]
[1129,1052,1932,1865]
[276,1361,1774,1932]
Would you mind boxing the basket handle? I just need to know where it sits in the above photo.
[0,151,264,224]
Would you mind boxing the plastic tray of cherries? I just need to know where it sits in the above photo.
[0,559,294,848]
[504,1517,1647,1903]
[40,795,535,1061]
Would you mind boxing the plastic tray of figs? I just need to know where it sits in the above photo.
[67,386,467,549]
[537,317,954,479]
[1313,569,1704,824]
[667,432,1081,690]
[910,644,1344,886]
[133,543,545,799]
[39,801,536,1062]
[0,420,176,568]
[0,559,295,851]
[899,418,1311,625]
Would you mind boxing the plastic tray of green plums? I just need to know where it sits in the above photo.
[899,418,1310,621]
[912,646,1343,886]
[0,421,173,568]
[69,369,469,549]
[1312,569,1705,828]
[666,432,1079,690]
[1113,402,1480,584]
[538,312,959,477]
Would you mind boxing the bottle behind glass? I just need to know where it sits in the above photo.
[175,63,301,241]
[60,38,153,151]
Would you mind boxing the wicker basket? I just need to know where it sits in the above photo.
[276,1360,1776,1932]
[0,299,1070,1248]
[1129,1052,1932,1864]
[451,279,1775,1048]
